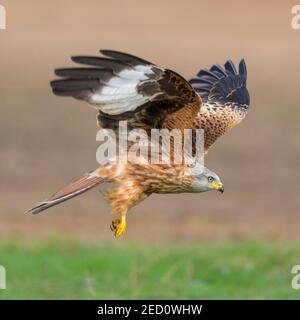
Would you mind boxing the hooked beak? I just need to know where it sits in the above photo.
[210,182,224,194]
[218,185,224,194]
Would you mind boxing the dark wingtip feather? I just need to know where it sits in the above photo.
[71,55,103,66]
[54,67,112,79]
[190,59,249,106]
[100,49,153,65]
[224,59,238,75]
[239,59,247,78]
[50,50,156,101]
[71,55,80,63]
[50,79,99,90]
[50,78,100,98]
[197,68,221,79]
[210,64,227,77]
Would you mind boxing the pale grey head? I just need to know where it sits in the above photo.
[190,166,224,193]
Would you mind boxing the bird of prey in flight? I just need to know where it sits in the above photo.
[28,50,250,238]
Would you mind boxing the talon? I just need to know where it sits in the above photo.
[110,218,119,231]
[110,216,126,238]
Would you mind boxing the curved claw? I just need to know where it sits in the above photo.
[110,215,126,238]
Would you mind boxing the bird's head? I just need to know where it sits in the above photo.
[190,166,224,194]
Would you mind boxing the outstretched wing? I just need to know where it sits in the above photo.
[51,50,201,132]
[190,59,250,151]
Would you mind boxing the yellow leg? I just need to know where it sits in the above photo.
[110,214,126,238]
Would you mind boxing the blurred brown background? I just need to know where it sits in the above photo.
[1,0,299,243]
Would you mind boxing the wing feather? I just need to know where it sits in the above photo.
[224,59,238,75]
[99,49,153,65]
[51,50,201,131]
[190,59,250,151]
[190,59,249,107]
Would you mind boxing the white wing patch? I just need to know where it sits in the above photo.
[88,65,161,115]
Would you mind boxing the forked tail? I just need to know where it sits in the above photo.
[27,171,106,214]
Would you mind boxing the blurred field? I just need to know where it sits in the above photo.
[0,0,300,242]
[0,0,300,299]
[0,240,299,299]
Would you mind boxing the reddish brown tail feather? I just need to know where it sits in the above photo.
[27,172,106,214]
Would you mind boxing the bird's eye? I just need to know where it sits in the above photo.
[208,176,214,182]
